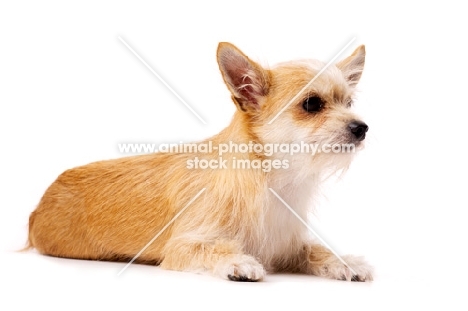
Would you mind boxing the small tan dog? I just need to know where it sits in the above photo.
[27,42,373,282]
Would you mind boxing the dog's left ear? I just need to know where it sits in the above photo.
[217,42,269,112]
[336,45,366,87]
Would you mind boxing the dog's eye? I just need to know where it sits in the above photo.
[302,96,324,113]
[346,98,354,107]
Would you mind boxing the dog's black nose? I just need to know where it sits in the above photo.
[348,121,368,141]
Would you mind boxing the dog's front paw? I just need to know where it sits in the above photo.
[313,254,374,282]
[340,255,373,281]
[215,254,265,282]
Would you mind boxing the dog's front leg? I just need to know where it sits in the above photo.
[303,244,374,282]
[160,238,265,282]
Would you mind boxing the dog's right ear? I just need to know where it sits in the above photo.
[217,42,269,112]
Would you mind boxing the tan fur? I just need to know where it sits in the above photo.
[27,42,373,282]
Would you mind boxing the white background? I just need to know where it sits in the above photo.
[1,1,467,310]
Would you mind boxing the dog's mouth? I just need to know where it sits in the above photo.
[328,135,366,153]
[352,139,366,151]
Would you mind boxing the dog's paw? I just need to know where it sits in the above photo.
[314,255,374,282]
[215,254,265,282]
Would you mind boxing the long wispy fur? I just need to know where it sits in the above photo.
[27,42,373,282]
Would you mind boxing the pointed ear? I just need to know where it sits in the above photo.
[336,45,366,87]
[217,42,269,111]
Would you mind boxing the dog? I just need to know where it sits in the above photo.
[27,42,373,282]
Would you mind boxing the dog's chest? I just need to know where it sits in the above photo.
[242,185,312,262]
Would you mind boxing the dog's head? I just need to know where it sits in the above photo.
[217,42,368,174]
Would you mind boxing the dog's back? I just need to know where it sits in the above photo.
[28,153,184,263]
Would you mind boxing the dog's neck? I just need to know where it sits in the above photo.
[213,111,262,146]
